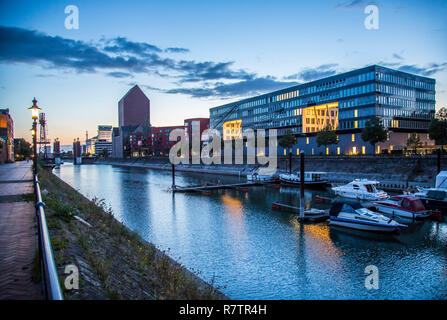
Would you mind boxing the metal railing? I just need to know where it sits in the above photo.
[34,174,64,300]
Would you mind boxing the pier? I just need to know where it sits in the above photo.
[173,181,265,193]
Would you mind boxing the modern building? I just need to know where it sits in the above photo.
[94,139,112,157]
[209,65,436,155]
[118,85,151,127]
[0,108,14,164]
[111,127,122,158]
[97,125,113,142]
[86,136,97,155]
[151,126,184,156]
[113,85,151,158]
[184,118,210,140]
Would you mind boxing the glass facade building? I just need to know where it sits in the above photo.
[209,65,436,154]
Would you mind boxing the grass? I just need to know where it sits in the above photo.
[37,165,225,300]
[31,249,41,284]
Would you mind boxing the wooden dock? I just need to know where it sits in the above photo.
[271,202,329,222]
[173,181,264,193]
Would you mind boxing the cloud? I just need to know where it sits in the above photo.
[164,76,298,98]
[0,25,256,84]
[103,36,162,55]
[393,53,404,60]
[107,71,133,78]
[174,60,255,83]
[284,64,338,82]
[334,0,366,9]
[165,47,189,53]
[0,26,151,73]
[397,63,447,76]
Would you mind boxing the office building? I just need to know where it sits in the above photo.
[209,65,436,155]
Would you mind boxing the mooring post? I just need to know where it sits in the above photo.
[171,163,176,189]
[289,149,292,174]
[300,151,305,219]
[437,148,441,174]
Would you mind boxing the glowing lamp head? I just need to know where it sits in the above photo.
[30,128,35,136]
[28,97,42,120]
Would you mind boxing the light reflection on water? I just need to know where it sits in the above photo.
[55,163,447,299]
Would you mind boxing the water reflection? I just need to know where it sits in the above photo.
[55,163,447,299]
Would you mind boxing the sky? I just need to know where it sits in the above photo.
[0,0,446,145]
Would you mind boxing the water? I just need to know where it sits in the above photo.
[54,163,447,299]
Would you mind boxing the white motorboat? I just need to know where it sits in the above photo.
[373,195,430,219]
[331,179,388,201]
[279,171,328,189]
[329,200,405,233]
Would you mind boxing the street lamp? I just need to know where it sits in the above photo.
[28,98,41,174]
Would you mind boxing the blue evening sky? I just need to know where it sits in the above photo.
[0,0,446,144]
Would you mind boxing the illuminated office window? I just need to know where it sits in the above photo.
[296,148,300,155]
[376,145,380,154]
[362,146,365,154]
[352,134,355,142]
[326,147,329,155]
[337,147,340,155]
[354,121,358,128]
[354,109,358,117]
[306,137,309,144]
[353,146,357,154]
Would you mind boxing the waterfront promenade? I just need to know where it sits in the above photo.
[0,161,41,299]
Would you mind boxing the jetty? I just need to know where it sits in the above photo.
[173,181,264,193]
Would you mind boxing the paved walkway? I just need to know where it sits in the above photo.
[0,161,41,300]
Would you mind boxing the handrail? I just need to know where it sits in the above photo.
[34,174,64,300]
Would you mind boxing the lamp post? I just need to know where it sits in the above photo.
[28,98,41,175]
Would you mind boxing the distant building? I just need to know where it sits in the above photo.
[112,127,122,158]
[95,140,112,157]
[97,125,113,142]
[0,108,14,164]
[119,85,150,127]
[151,126,184,156]
[184,118,210,142]
[86,136,98,155]
[73,139,82,164]
[113,85,151,158]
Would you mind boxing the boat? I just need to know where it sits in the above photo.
[372,195,430,220]
[331,179,388,200]
[279,171,328,189]
[246,171,278,182]
[329,200,405,233]
[412,188,447,214]
[410,172,447,214]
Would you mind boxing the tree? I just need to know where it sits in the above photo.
[13,138,32,160]
[278,129,297,152]
[316,124,338,153]
[361,117,387,153]
[429,118,447,150]
[435,107,447,121]
[406,133,422,154]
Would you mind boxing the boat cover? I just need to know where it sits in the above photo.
[329,200,363,216]
[435,171,447,189]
